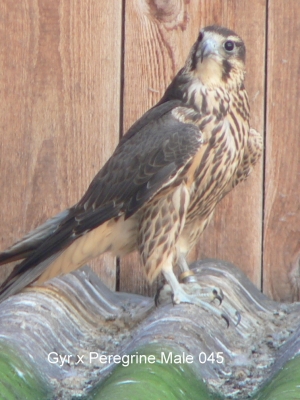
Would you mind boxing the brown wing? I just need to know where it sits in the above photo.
[0,100,204,298]
[76,101,204,222]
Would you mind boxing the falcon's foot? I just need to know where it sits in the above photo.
[156,280,229,326]
[156,268,240,326]
[158,281,223,304]
[176,256,223,304]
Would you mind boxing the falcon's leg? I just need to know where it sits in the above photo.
[139,186,226,321]
[177,254,197,283]
[138,184,190,284]
[177,254,223,304]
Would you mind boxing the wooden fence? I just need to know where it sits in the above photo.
[0,0,299,302]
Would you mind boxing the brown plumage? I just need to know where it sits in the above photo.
[0,26,262,312]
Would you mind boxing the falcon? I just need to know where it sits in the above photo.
[0,26,262,317]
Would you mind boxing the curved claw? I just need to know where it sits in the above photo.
[235,310,241,326]
[212,288,224,305]
[213,290,223,306]
[221,313,230,328]
[154,286,163,307]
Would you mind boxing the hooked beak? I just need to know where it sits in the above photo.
[199,38,218,62]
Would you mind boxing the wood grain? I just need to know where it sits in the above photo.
[119,0,265,295]
[264,1,300,301]
[0,0,122,289]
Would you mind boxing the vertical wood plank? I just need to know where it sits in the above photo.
[120,0,266,295]
[0,0,122,289]
[264,0,300,301]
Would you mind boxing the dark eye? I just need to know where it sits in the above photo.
[224,40,235,51]
[198,31,203,42]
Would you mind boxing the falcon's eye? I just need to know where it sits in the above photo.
[198,31,203,42]
[224,40,235,52]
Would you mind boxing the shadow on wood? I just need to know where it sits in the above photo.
[0,259,300,399]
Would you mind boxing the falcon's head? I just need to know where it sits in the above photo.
[186,25,246,89]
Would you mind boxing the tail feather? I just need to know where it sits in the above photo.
[0,252,63,302]
[0,201,123,302]
[0,209,71,266]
